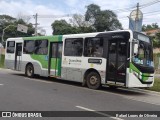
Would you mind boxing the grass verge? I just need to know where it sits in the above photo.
[0,55,5,68]
[146,78,160,92]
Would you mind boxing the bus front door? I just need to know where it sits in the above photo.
[106,40,127,85]
[49,42,62,77]
[15,43,22,71]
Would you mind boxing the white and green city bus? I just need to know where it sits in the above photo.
[5,30,154,89]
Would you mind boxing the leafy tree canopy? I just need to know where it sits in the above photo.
[0,15,34,45]
[142,23,159,31]
[85,4,122,31]
[51,4,122,35]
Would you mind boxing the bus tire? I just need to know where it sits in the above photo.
[86,72,101,90]
[25,64,34,78]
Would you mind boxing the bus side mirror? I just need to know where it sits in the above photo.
[134,44,138,55]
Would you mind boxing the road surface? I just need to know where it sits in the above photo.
[0,68,160,120]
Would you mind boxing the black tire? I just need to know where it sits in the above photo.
[86,72,101,89]
[25,64,34,78]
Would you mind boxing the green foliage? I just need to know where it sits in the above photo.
[155,33,160,47]
[51,20,78,35]
[142,23,159,31]
[51,4,122,35]
[0,15,34,45]
[152,32,160,48]
[147,78,160,92]
[142,23,160,48]
[85,4,122,31]
[0,55,5,68]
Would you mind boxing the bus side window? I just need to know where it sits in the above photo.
[7,41,15,53]
[23,40,35,54]
[35,40,48,55]
[84,37,103,57]
[64,38,83,56]
[51,43,62,58]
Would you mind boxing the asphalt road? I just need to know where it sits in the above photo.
[0,68,160,120]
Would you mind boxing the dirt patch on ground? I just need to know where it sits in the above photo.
[0,48,5,55]
[154,48,160,53]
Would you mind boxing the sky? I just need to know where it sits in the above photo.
[0,0,160,35]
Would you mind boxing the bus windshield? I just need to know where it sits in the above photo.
[133,33,153,67]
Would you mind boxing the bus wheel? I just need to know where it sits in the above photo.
[26,64,34,78]
[86,72,101,90]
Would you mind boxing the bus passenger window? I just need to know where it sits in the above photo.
[35,40,48,55]
[57,43,62,58]
[64,38,83,56]
[84,37,103,57]
[7,41,15,53]
[23,40,35,54]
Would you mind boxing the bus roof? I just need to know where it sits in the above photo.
[6,29,134,41]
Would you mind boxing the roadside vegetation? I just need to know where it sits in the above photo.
[146,78,160,92]
[0,55,5,68]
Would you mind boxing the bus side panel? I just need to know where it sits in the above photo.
[5,39,23,70]
[21,54,48,76]
[5,42,16,70]
[61,56,106,84]
[5,56,15,70]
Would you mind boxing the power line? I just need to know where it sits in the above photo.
[118,8,160,20]
[112,0,160,13]
[139,0,160,9]
[37,14,73,18]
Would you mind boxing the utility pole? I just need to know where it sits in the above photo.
[33,13,38,36]
[135,3,139,31]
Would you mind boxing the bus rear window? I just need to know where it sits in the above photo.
[7,41,15,53]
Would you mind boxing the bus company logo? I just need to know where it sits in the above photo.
[69,59,82,65]
[2,112,11,117]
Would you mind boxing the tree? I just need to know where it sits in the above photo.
[141,23,160,47]
[85,4,122,32]
[70,14,95,33]
[152,32,160,48]
[0,15,34,44]
[142,23,159,31]
[51,20,76,35]
[51,4,122,34]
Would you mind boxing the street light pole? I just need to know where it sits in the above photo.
[1,25,15,44]
[0,25,15,63]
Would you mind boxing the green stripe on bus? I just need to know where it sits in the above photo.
[31,55,48,69]
[130,63,140,74]
[57,58,62,76]
[58,35,63,42]
[130,62,150,81]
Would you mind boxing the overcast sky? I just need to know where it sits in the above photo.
[0,0,160,35]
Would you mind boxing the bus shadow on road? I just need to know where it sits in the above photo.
[12,73,147,96]
[100,86,146,96]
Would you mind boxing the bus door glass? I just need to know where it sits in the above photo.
[15,43,22,71]
[49,42,62,76]
[107,39,127,84]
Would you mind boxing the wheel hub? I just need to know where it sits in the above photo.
[90,76,98,85]
[27,67,32,76]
